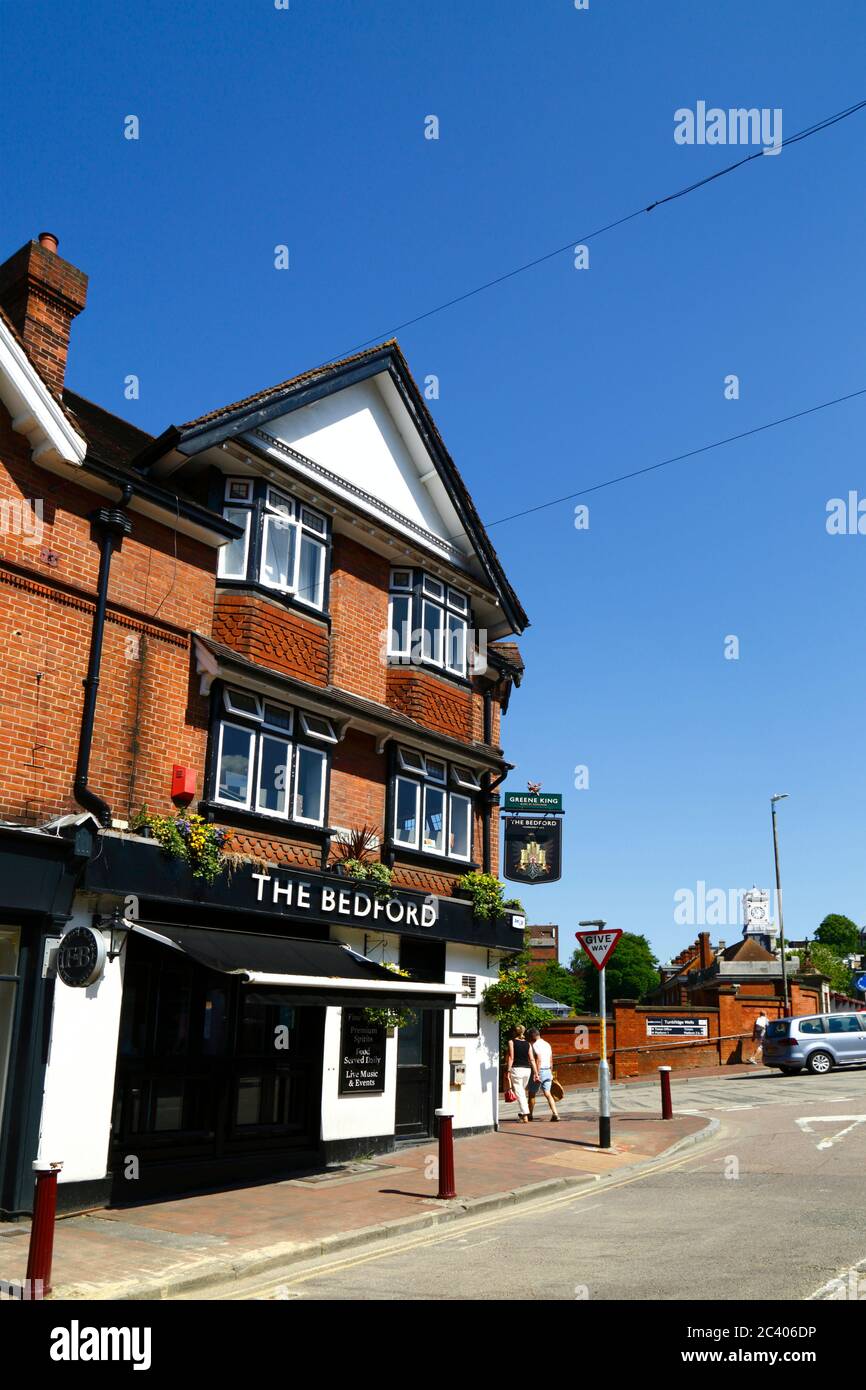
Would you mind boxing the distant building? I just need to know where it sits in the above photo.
[525,924,558,965]
[533,992,570,1018]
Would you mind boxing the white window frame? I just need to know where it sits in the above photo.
[214,720,256,810]
[390,567,413,591]
[295,528,326,610]
[451,764,481,790]
[260,509,301,594]
[224,687,262,719]
[425,757,446,784]
[387,592,412,658]
[225,477,254,502]
[422,574,445,601]
[299,711,337,743]
[218,507,252,580]
[422,600,445,667]
[447,586,469,615]
[393,776,421,849]
[448,793,472,862]
[293,744,327,826]
[445,610,468,677]
[422,783,446,855]
[397,747,427,775]
[255,733,293,819]
[262,702,293,734]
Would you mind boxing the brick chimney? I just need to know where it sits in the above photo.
[0,233,88,397]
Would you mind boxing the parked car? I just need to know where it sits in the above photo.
[763,1011,866,1075]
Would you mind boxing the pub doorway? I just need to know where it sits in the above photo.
[394,937,445,1141]
[110,931,324,1201]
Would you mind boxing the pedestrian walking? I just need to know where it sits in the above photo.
[527,1027,560,1121]
[749,1011,769,1064]
[506,1024,538,1122]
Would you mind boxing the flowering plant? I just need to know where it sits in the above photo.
[363,961,413,1031]
[133,808,230,885]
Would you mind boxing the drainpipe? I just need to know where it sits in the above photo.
[73,494,133,827]
[481,691,493,874]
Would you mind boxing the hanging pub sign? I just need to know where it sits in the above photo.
[503,791,563,814]
[339,1009,387,1095]
[56,925,107,987]
[503,816,562,885]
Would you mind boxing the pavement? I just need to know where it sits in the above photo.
[0,1104,708,1301]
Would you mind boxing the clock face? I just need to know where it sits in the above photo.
[748,903,768,923]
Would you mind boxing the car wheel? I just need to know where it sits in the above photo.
[807,1051,833,1075]
[779,1066,803,1075]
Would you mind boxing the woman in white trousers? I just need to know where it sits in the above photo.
[506,1024,539,1122]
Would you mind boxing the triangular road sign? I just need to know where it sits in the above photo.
[575,928,623,971]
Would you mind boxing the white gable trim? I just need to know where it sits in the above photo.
[0,318,86,466]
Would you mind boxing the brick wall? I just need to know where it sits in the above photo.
[329,533,389,702]
[213,590,328,685]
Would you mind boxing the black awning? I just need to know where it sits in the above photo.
[131,923,458,1009]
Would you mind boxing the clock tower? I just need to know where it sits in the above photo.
[741,888,776,953]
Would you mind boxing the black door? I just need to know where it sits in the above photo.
[394,938,445,1140]
[110,932,324,1199]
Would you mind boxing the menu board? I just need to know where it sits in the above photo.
[339,1010,387,1095]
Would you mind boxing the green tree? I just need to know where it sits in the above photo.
[805,943,854,995]
[814,914,861,955]
[527,961,587,1015]
[571,932,659,1011]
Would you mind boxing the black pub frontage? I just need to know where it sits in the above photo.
[0,827,523,1217]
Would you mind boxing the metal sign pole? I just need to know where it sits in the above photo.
[598,964,611,1149]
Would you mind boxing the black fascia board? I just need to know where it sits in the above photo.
[174,350,395,456]
[81,456,243,541]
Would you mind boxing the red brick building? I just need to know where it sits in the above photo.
[0,233,528,1215]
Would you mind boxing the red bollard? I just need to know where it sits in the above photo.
[434,1108,456,1199]
[25,1161,62,1298]
[659,1065,673,1120]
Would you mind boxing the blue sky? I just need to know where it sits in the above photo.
[3,0,865,964]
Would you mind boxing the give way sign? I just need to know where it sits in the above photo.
[575,928,622,971]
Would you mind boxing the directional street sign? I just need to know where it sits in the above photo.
[855,973,866,993]
[575,928,623,972]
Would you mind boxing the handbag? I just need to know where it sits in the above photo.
[550,1079,564,1102]
[504,1088,518,1103]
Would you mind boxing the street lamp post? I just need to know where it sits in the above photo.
[771,794,789,1012]
[579,919,611,1149]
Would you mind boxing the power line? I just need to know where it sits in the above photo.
[482,385,866,531]
[339,98,866,356]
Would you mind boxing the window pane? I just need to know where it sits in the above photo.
[388,594,411,655]
[423,786,445,854]
[262,702,292,732]
[390,568,413,591]
[300,505,326,535]
[447,586,468,614]
[219,508,250,579]
[257,734,291,815]
[294,746,326,823]
[426,758,446,784]
[422,574,444,600]
[300,712,336,742]
[261,514,297,589]
[422,601,443,664]
[446,613,467,675]
[217,723,253,806]
[398,747,426,774]
[394,777,419,847]
[226,478,253,502]
[224,687,260,717]
[449,794,471,860]
[298,533,325,608]
[267,488,293,516]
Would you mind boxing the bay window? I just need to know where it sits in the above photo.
[388,569,471,678]
[218,478,329,613]
[212,687,335,827]
[391,747,477,862]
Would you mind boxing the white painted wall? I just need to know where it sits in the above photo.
[265,377,463,547]
[320,926,400,1143]
[37,900,125,1185]
[442,943,499,1131]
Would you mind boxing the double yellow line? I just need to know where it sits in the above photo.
[236,1128,727,1299]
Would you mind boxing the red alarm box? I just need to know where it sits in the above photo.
[171,765,196,807]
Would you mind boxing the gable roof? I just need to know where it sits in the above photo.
[720,936,776,963]
[165,341,528,635]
